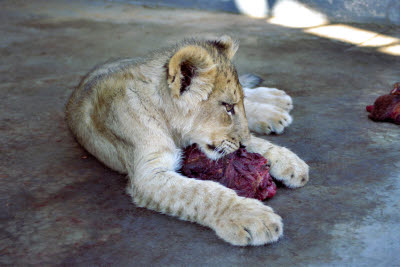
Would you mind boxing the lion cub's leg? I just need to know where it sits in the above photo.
[125,144,283,246]
[245,135,309,188]
[244,87,293,134]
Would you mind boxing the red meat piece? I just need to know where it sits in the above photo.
[366,82,400,125]
[179,144,276,200]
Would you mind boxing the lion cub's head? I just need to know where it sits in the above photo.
[166,36,250,160]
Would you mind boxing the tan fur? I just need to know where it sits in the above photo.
[66,36,309,246]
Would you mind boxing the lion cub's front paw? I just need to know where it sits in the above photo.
[265,146,309,188]
[214,198,283,246]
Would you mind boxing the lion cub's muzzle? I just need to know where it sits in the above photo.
[208,139,241,157]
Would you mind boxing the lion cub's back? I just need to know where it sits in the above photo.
[68,58,140,112]
[66,58,145,173]
[78,58,140,98]
[66,58,140,141]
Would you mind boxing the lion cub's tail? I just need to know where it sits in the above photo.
[239,74,263,89]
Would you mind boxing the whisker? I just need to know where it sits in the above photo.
[214,143,227,158]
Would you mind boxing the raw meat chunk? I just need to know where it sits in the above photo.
[179,144,276,200]
[366,82,400,125]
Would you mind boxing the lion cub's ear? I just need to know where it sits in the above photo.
[208,35,239,59]
[167,45,216,102]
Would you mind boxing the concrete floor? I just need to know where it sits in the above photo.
[1,0,399,266]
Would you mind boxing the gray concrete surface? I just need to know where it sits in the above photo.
[1,0,399,266]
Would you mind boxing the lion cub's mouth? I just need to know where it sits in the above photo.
[207,144,216,150]
[207,144,224,154]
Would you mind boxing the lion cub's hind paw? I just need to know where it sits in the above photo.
[244,86,294,135]
[245,87,293,111]
[246,103,293,135]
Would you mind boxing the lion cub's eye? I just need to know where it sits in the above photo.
[222,102,235,115]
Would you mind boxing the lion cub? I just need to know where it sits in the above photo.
[66,36,309,246]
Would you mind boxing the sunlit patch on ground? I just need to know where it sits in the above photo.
[304,24,400,56]
[378,44,400,56]
[305,24,399,47]
[234,0,268,18]
[267,0,328,28]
